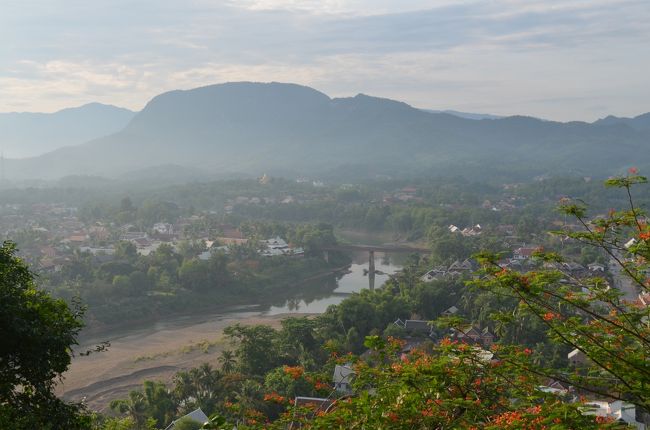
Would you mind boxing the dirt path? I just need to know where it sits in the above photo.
[57,310,310,412]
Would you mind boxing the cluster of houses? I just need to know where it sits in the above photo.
[382,186,423,204]
[223,195,302,213]
[481,196,522,212]
[0,202,308,274]
[259,236,304,258]
[420,258,477,282]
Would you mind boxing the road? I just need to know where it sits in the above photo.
[609,255,639,302]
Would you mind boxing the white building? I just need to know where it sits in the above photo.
[164,408,209,430]
[333,364,355,393]
[582,401,646,429]
[153,222,174,236]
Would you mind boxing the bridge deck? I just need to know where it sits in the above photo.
[324,244,430,253]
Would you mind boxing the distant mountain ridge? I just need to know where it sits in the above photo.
[592,113,650,131]
[0,103,135,158]
[422,109,504,120]
[3,82,649,181]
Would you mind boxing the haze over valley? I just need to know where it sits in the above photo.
[3,1,650,429]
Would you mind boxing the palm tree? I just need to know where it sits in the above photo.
[143,380,176,428]
[218,350,236,374]
[110,390,149,430]
[174,371,197,410]
[189,363,221,412]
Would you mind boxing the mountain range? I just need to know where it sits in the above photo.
[0,103,135,159]
[2,82,649,182]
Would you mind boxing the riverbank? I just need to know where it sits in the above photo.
[59,310,316,412]
[78,261,350,341]
[58,252,398,412]
[58,263,351,412]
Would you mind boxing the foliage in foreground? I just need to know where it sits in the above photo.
[0,241,90,429]
[473,170,650,410]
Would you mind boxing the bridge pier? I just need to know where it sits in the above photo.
[369,250,375,290]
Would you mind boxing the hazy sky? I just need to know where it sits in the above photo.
[2,0,649,121]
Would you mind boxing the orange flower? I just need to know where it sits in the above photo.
[527,405,542,414]
[388,336,407,348]
[283,365,304,380]
[263,392,287,403]
[314,381,329,390]
[596,415,614,424]
[440,337,453,346]
[542,312,560,321]
[639,232,650,240]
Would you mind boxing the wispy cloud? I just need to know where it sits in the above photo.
[1,0,649,120]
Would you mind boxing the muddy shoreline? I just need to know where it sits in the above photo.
[59,265,350,412]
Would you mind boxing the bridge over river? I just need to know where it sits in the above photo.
[323,244,431,254]
[322,243,430,289]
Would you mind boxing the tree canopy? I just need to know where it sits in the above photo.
[0,241,89,429]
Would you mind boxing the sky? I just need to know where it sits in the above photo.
[1,0,649,121]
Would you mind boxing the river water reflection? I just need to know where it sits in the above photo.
[262,251,405,315]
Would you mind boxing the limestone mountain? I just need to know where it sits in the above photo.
[3,82,649,181]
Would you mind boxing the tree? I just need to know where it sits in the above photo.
[110,391,150,430]
[245,338,618,429]
[115,240,138,261]
[173,364,222,414]
[0,241,90,429]
[218,350,237,374]
[179,259,210,291]
[142,380,176,428]
[224,324,279,376]
[175,417,203,430]
[473,170,650,410]
[343,338,613,429]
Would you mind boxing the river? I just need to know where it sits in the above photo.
[261,251,405,315]
[62,250,405,408]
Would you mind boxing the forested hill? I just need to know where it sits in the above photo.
[0,103,135,158]
[4,82,649,181]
